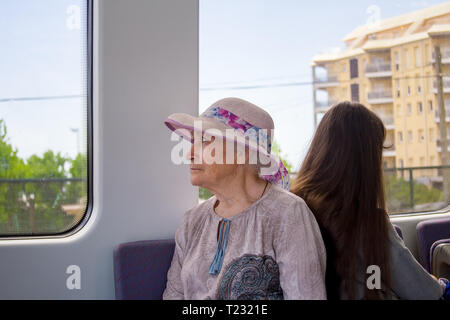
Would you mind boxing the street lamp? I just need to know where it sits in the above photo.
[70,127,80,154]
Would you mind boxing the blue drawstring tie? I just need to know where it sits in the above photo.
[209,219,231,275]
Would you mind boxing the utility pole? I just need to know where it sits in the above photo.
[312,65,318,128]
[70,127,80,154]
[435,45,450,202]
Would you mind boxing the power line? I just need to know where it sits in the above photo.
[200,73,449,91]
[200,73,312,87]
[1,71,447,101]
[200,80,313,91]
[0,94,84,104]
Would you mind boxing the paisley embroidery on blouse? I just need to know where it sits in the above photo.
[217,254,284,300]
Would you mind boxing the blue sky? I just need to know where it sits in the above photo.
[0,0,86,160]
[0,0,449,169]
[199,0,450,169]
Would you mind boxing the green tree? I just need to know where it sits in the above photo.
[0,119,88,235]
[384,173,443,213]
[65,153,88,209]
[22,151,70,233]
[0,120,25,230]
[271,139,293,173]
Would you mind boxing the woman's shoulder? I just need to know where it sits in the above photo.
[263,184,314,220]
[267,184,309,206]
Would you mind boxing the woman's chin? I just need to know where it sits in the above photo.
[189,176,202,187]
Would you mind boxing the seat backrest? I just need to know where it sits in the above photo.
[113,239,175,300]
[430,239,450,277]
[416,218,450,272]
[393,224,403,239]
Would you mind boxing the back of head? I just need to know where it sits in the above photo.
[291,101,391,299]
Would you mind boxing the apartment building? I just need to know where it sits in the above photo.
[312,2,450,185]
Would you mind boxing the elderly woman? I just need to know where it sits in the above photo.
[162,97,326,300]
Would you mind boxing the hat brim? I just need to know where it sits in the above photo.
[165,113,271,156]
[164,113,288,185]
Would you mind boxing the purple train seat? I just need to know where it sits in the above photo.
[111,225,403,299]
[417,218,450,272]
[430,238,450,277]
[113,239,175,300]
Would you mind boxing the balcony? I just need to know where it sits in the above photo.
[383,141,396,157]
[365,63,392,78]
[432,49,450,64]
[367,90,393,104]
[315,99,338,112]
[436,138,450,152]
[314,75,339,89]
[434,107,450,122]
[432,77,450,94]
[379,115,394,130]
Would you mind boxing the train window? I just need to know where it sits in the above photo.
[0,0,91,237]
[200,0,450,215]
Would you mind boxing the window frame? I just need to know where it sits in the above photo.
[0,0,94,240]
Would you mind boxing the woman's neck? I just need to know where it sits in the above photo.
[210,170,269,219]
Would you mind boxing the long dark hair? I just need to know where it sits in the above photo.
[291,101,391,299]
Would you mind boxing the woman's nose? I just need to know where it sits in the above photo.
[186,143,194,162]
[186,142,202,162]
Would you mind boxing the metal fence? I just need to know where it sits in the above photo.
[290,165,450,215]
[0,178,87,235]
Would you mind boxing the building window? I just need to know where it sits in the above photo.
[394,51,399,71]
[350,58,358,79]
[350,83,359,102]
[420,157,425,166]
[407,85,411,96]
[397,104,402,116]
[398,131,403,143]
[405,49,410,69]
[408,157,414,166]
[396,79,400,97]
[407,103,412,115]
[430,128,435,142]
[429,100,433,112]
[417,102,423,114]
[408,130,413,143]
[415,47,421,67]
[417,86,421,94]
[399,159,404,168]
[418,129,424,142]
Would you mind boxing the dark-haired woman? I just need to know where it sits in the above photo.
[291,101,449,300]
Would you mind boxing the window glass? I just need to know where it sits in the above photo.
[0,0,90,236]
[350,59,359,79]
[200,0,450,214]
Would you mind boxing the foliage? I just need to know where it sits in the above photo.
[0,120,88,235]
[199,187,214,200]
[271,139,293,173]
[384,173,444,213]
